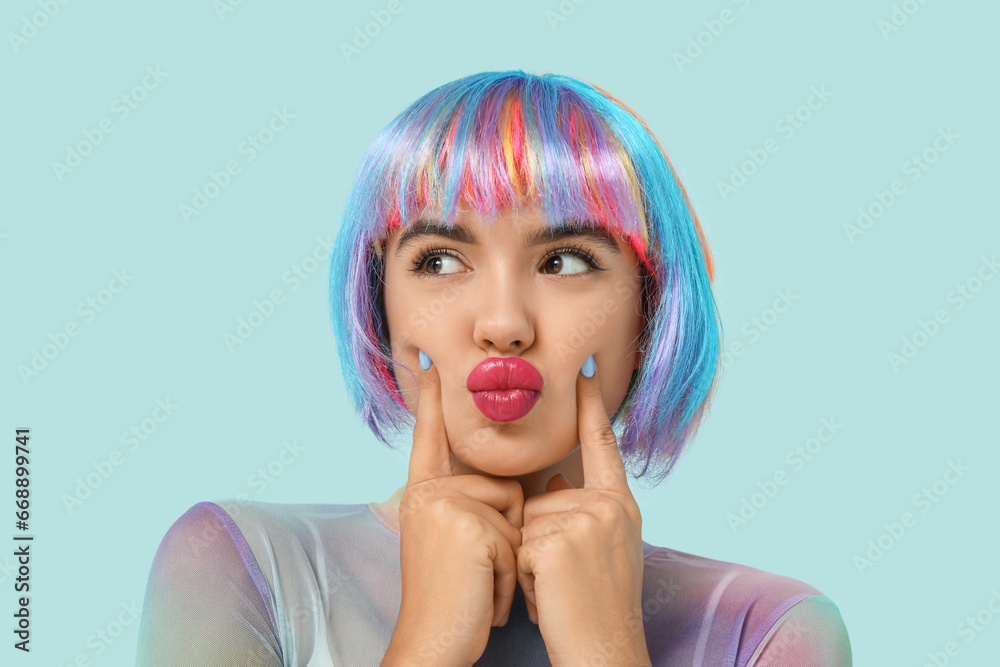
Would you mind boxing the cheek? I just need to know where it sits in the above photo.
[554,293,641,357]
[384,271,470,353]
[382,272,429,363]
[383,302,465,412]
[385,300,461,370]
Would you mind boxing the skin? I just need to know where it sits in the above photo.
[377,201,645,508]
[375,200,653,665]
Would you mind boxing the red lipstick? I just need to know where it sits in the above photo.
[466,357,543,422]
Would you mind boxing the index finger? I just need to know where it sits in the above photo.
[406,355,454,486]
[576,355,630,492]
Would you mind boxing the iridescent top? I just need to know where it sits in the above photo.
[135,500,851,666]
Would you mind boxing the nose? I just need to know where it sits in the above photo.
[472,276,535,355]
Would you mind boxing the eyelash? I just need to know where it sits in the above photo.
[409,243,602,279]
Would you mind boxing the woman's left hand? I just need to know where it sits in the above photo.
[515,360,652,667]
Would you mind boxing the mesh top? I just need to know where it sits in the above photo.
[135,500,851,666]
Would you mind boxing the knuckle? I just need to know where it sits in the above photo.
[628,500,643,525]
[401,482,433,511]
[542,532,573,559]
[588,425,619,448]
[551,515,574,537]
[589,497,625,525]
[426,496,461,523]
[503,477,524,497]
[578,509,603,531]
[449,511,484,538]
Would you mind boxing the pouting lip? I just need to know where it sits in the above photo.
[471,388,541,423]
[466,357,544,392]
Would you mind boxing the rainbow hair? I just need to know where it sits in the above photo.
[329,70,721,486]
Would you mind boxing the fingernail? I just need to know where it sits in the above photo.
[580,354,595,378]
[419,349,432,371]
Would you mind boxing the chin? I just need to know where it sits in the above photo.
[451,429,571,478]
[459,460,549,480]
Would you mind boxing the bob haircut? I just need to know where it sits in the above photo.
[330,70,721,486]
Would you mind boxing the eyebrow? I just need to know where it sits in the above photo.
[392,219,624,258]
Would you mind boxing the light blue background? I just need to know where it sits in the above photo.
[2,0,998,664]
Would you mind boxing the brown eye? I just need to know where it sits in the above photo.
[542,252,591,276]
[431,255,462,275]
[411,249,465,277]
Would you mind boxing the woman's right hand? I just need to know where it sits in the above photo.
[382,358,526,667]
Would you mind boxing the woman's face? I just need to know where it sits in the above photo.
[382,201,646,477]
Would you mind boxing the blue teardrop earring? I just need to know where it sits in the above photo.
[580,354,595,378]
[419,349,432,371]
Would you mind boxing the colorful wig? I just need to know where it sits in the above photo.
[329,70,721,486]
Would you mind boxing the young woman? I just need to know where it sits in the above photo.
[136,70,852,666]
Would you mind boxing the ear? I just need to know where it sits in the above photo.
[546,473,574,492]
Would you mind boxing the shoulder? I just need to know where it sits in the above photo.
[138,502,286,664]
[640,544,850,666]
[145,501,276,600]
[153,499,375,558]
[747,594,852,666]
[640,543,824,605]
[207,498,380,544]
[151,501,239,566]
[152,498,391,594]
